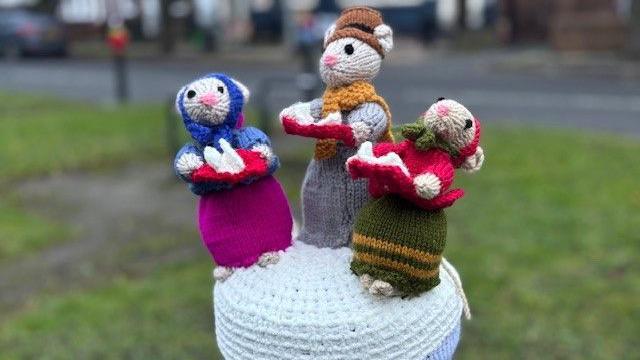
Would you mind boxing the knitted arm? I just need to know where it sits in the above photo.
[344,102,388,146]
[309,98,323,120]
[280,98,323,126]
[413,152,455,200]
[174,143,204,182]
[285,102,389,145]
[174,143,235,195]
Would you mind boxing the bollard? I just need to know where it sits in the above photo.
[114,54,128,104]
[106,25,130,104]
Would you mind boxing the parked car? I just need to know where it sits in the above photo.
[0,9,68,58]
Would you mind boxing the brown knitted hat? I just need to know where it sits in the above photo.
[325,6,386,57]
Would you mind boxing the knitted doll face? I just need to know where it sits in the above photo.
[178,77,244,126]
[421,99,477,151]
[319,37,382,87]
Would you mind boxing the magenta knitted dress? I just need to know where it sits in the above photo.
[198,176,293,268]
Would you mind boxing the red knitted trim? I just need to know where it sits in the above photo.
[348,158,412,185]
[191,149,268,184]
[282,116,356,146]
[395,182,463,210]
[348,158,463,210]
[414,189,464,210]
[454,118,481,167]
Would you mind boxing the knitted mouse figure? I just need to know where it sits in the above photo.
[174,73,293,281]
[347,99,484,297]
[348,98,484,210]
[280,6,394,248]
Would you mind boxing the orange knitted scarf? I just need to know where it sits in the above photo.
[315,81,393,160]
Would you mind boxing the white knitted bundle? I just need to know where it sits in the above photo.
[214,242,465,360]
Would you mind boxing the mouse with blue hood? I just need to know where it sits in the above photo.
[174,73,279,194]
[173,73,293,282]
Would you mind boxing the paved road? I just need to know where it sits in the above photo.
[1,51,639,136]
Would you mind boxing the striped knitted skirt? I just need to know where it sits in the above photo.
[351,195,447,297]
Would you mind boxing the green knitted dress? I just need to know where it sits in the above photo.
[351,195,447,297]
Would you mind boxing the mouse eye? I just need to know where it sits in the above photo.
[344,44,354,55]
[217,86,224,94]
[436,97,446,102]
[187,90,196,99]
[464,119,473,130]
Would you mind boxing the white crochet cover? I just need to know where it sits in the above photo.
[214,242,464,360]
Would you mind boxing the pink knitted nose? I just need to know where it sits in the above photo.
[323,54,338,67]
[198,93,219,106]
[436,103,450,117]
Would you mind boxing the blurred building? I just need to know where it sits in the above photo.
[56,0,156,38]
[498,0,631,51]
[0,0,37,6]
[1,0,499,44]
[7,0,635,53]
[57,0,138,24]
[630,0,640,54]
[45,0,245,42]
[263,0,498,39]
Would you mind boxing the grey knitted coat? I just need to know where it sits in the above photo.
[297,98,389,248]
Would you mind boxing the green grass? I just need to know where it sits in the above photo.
[0,93,166,181]
[1,91,638,358]
[0,260,222,360]
[0,198,70,262]
[0,92,166,261]
[450,126,640,359]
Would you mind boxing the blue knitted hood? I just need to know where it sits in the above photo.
[177,73,245,148]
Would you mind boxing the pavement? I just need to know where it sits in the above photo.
[1,45,640,136]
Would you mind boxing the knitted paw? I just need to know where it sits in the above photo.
[369,279,398,297]
[414,173,441,200]
[204,139,246,175]
[350,121,372,145]
[213,266,235,282]
[359,273,375,290]
[257,251,280,267]
[279,102,315,125]
[251,144,274,162]
[460,146,484,173]
[175,152,204,176]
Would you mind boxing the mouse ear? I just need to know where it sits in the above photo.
[374,24,393,54]
[323,23,336,47]
[231,78,250,104]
